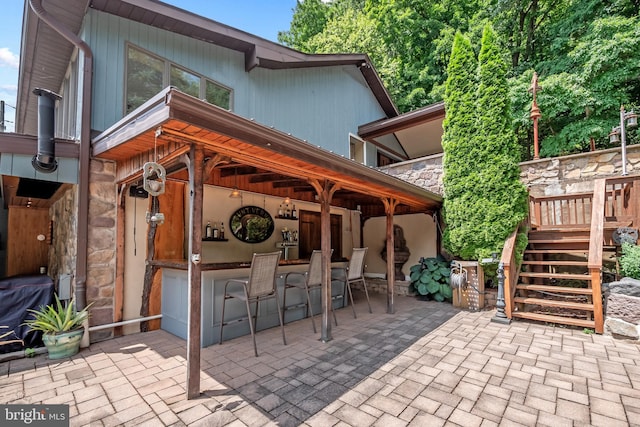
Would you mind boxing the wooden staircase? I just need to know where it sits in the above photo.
[502,175,639,334]
[511,227,598,329]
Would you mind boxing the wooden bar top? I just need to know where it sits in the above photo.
[149,258,346,271]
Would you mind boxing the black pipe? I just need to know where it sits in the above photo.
[32,88,61,173]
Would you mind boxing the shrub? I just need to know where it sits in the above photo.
[619,243,640,280]
[409,257,453,302]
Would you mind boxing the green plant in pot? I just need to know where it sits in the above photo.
[23,294,90,360]
[409,257,453,302]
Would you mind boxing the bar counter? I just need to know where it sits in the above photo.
[155,258,348,347]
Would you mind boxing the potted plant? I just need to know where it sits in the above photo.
[23,294,90,359]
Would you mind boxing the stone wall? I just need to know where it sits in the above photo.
[86,159,118,342]
[381,145,640,197]
[49,187,78,291]
[379,153,444,195]
[520,145,640,196]
[604,278,640,340]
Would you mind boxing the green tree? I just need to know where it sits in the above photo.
[443,25,528,260]
[278,0,331,51]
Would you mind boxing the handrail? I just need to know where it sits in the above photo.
[588,178,606,334]
[500,226,521,319]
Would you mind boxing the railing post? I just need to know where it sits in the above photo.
[491,262,511,324]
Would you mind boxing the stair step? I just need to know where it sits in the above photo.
[528,238,590,244]
[522,260,588,266]
[525,249,588,255]
[511,311,596,328]
[519,272,591,280]
[513,297,594,311]
[516,284,593,295]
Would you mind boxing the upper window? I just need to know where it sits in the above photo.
[126,45,232,114]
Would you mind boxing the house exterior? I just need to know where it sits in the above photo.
[1,0,443,387]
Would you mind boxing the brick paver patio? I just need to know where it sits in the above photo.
[2,293,640,426]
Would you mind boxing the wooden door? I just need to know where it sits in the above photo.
[299,210,342,260]
[7,207,50,276]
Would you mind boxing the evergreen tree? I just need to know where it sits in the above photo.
[443,25,528,260]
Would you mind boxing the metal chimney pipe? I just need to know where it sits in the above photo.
[32,87,62,173]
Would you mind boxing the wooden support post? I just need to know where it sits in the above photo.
[382,198,398,314]
[309,179,340,343]
[186,145,204,399]
[114,184,126,336]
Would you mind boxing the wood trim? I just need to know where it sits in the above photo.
[0,133,80,157]
[114,184,126,336]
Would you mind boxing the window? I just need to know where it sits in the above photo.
[170,65,200,98]
[126,47,164,113]
[377,151,396,167]
[126,45,232,113]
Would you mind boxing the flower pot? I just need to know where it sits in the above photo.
[42,328,84,359]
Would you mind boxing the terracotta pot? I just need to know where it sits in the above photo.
[42,329,84,359]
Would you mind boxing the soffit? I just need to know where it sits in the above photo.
[17,0,89,135]
[359,102,445,159]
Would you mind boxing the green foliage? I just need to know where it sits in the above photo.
[24,348,36,358]
[443,24,528,261]
[409,257,453,302]
[23,295,90,335]
[619,243,640,280]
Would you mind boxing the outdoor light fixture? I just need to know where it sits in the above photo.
[229,167,242,198]
[609,106,638,176]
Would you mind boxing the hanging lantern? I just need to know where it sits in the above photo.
[609,127,621,144]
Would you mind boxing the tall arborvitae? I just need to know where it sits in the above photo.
[443,25,528,260]
[441,32,478,259]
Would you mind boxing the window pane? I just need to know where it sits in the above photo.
[126,47,164,113]
[170,66,200,98]
[205,80,231,109]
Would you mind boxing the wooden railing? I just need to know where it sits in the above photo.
[588,179,606,333]
[529,176,638,231]
[500,226,522,319]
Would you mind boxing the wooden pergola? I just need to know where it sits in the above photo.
[92,87,442,398]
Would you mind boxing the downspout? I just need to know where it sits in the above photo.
[29,0,92,310]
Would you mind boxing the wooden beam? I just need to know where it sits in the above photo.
[114,184,126,336]
[382,198,399,314]
[186,145,204,399]
[309,179,341,342]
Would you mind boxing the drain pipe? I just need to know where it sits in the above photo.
[29,0,92,310]
[32,88,61,173]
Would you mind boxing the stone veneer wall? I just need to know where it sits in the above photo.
[86,159,118,342]
[49,186,78,291]
[382,145,640,197]
[49,159,117,342]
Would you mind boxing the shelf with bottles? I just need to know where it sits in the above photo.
[203,220,227,241]
[276,202,298,220]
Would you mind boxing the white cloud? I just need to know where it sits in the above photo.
[0,48,19,69]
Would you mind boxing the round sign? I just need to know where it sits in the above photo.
[229,206,275,243]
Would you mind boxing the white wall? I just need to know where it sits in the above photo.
[362,213,438,280]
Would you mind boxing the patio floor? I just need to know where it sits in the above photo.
[2,292,640,426]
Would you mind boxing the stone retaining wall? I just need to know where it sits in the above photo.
[604,278,640,340]
[381,145,640,197]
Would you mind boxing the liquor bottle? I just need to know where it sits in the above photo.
[205,221,212,239]
[220,222,225,239]
[213,222,219,239]
[285,204,291,218]
[278,204,284,217]
[292,204,297,219]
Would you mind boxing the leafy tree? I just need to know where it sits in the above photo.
[443,25,528,260]
[278,0,331,51]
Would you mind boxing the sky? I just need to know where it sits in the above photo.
[0,0,298,133]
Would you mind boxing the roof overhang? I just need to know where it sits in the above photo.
[359,102,445,159]
[92,88,441,217]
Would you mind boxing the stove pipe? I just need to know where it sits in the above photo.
[32,88,62,173]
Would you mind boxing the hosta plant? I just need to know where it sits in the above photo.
[409,257,453,302]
